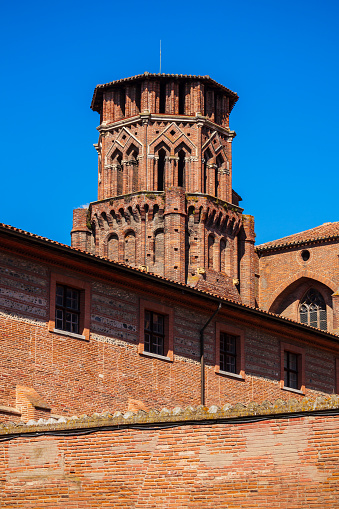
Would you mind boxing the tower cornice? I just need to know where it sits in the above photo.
[97,113,236,139]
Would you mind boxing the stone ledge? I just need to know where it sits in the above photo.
[0,395,338,436]
[0,405,21,416]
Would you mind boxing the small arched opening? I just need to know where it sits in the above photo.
[208,234,214,269]
[107,234,119,261]
[157,148,166,191]
[203,149,212,194]
[220,238,227,273]
[124,231,136,265]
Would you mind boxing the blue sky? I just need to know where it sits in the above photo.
[0,0,338,245]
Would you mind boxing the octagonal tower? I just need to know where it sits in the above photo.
[71,73,255,305]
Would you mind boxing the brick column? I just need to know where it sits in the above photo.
[238,215,256,306]
[163,188,186,283]
[71,208,93,252]
[122,161,129,194]
[205,89,214,121]
[166,81,179,114]
[113,89,124,120]
[219,169,227,202]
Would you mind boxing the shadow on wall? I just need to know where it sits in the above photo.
[269,277,334,332]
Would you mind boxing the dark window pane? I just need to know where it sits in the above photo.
[220,333,237,373]
[66,288,79,311]
[289,353,297,371]
[56,285,64,306]
[55,285,80,334]
[144,311,165,356]
[144,332,151,352]
[145,311,151,331]
[289,372,298,389]
[284,351,299,389]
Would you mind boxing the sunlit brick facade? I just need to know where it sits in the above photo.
[71,73,255,304]
[1,73,339,507]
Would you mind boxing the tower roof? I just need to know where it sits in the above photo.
[91,72,239,113]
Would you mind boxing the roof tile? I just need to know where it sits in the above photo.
[256,222,339,252]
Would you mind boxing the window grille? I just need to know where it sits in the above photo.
[299,288,327,331]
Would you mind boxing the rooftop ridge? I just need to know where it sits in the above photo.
[256,221,339,252]
[1,395,339,436]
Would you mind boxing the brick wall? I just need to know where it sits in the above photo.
[258,241,339,331]
[1,400,339,508]
[0,246,338,421]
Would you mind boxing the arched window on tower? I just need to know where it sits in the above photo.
[208,234,214,269]
[107,234,119,261]
[154,229,165,265]
[112,149,123,195]
[178,149,186,188]
[299,288,327,331]
[157,149,166,191]
[127,145,139,192]
[124,231,136,265]
[215,154,224,198]
[179,82,186,114]
[220,238,226,273]
[203,149,212,194]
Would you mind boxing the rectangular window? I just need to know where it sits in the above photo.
[138,299,174,361]
[280,343,305,393]
[49,273,91,341]
[220,332,237,374]
[284,351,299,389]
[215,323,245,379]
[55,285,80,334]
[144,310,165,356]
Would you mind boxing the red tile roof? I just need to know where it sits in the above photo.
[91,72,239,112]
[256,222,339,252]
[0,222,338,340]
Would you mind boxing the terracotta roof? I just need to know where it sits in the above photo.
[256,222,339,252]
[0,222,339,340]
[91,72,239,112]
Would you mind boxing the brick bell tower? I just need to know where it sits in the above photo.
[71,73,256,305]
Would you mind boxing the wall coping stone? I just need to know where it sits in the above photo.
[0,395,338,437]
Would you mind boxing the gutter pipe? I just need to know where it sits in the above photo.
[200,302,222,406]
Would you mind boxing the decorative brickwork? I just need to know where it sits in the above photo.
[72,73,258,305]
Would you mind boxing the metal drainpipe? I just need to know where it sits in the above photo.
[200,302,222,406]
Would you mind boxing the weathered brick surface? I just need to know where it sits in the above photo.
[1,406,339,508]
